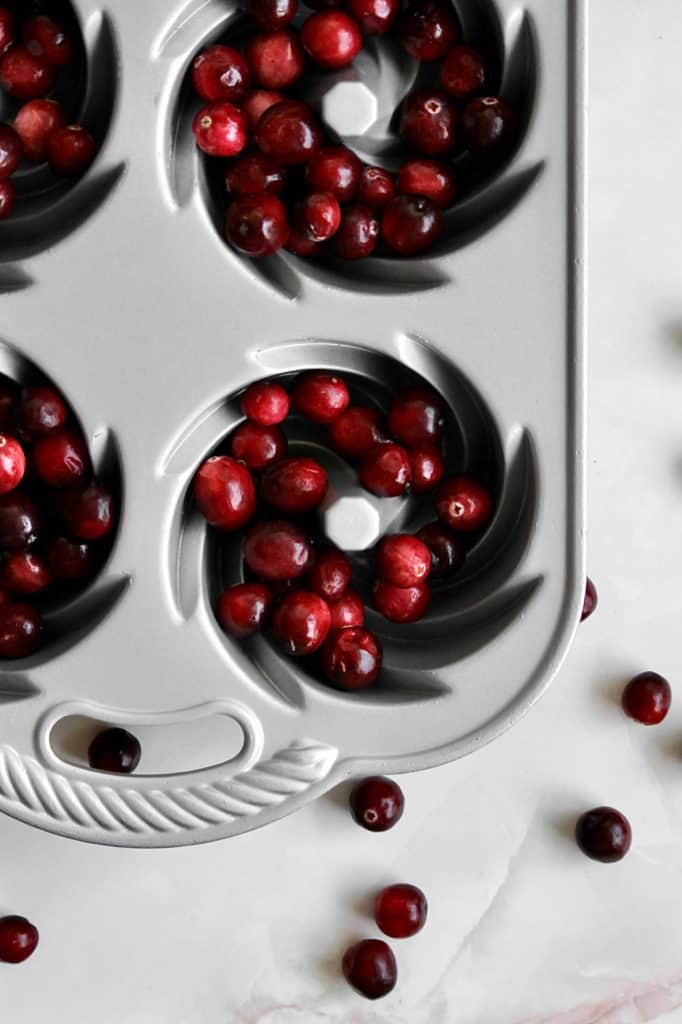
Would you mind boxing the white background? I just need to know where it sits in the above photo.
[4,1,682,1021]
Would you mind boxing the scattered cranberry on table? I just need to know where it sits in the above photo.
[0,915,39,964]
[621,671,671,726]
[342,938,397,999]
[575,806,632,864]
[581,576,597,621]
[375,883,428,938]
[88,727,142,774]
[350,775,404,831]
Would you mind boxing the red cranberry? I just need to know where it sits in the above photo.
[62,482,115,541]
[575,807,632,863]
[397,158,456,208]
[285,228,320,257]
[295,191,341,242]
[300,11,362,70]
[248,0,298,30]
[0,47,56,100]
[342,939,397,1000]
[581,577,597,621]
[322,626,382,689]
[260,456,328,513]
[246,30,304,90]
[14,98,66,162]
[225,153,286,198]
[217,582,272,638]
[388,388,445,446]
[307,547,351,600]
[241,380,289,425]
[373,579,430,622]
[47,125,97,175]
[291,371,350,423]
[398,0,458,60]
[375,883,427,938]
[194,456,256,531]
[382,195,442,255]
[88,727,141,774]
[0,6,13,54]
[400,89,456,156]
[243,519,313,580]
[329,587,364,629]
[334,203,379,259]
[0,552,52,594]
[255,100,322,165]
[347,0,399,34]
[0,434,25,493]
[0,916,39,964]
[0,178,13,218]
[360,443,411,497]
[0,492,40,549]
[46,536,94,581]
[0,602,42,658]
[23,15,72,66]
[622,671,671,726]
[230,421,286,472]
[357,166,394,208]
[272,589,331,655]
[436,475,493,533]
[376,534,430,587]
[192,102,247,158]
[416,521,465,578]
[461,97,516,156]
[226,193,289,256]
[191,45,250,102]
[441,44,487,99]
[329,406,387,460]
[409,445,444,492]
[242,89,284,130]
[0,124,22,179]
[305,146,361,202]
[350,775,404,831]
[18,386,67,437]
[33,429,89,488]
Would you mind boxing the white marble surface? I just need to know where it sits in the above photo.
[4,1,682,1020]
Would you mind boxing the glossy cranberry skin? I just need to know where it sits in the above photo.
[300,11,362,70]
[575,807,632,863]
[286,228,320,257]
[291,372,350,423]
[382,195,442,255]
[248,0,298,30]
[272,589,331,656]
[194,456,256,531]
[242,381,289,426]
[192,102,247,158]
[0,551,52,594]
[322,626,382,689]
[242,89,285,130]
[397,159,456,208]
[243,519,313,580]
[347,0,399,34]
[217,582,272,638]
[0,434,25,493]
[409,446,444,493]
[461,97,516,155]
[581,577,597,621]
[305,146,361,202]
[48,125,97,175]
[46,536,94,581]
[295,191,341,242]
[63,483,115,541]
[0,492,40,549]
[0,916,39,964]
[0,124,22,179]
[357,166,394,208]
[192,45,250,102]
[416,521,465,578]
[360,443,411,497]
[88,727,141,774]
[441,44,487,99]
[342,939,397,1000]
[23,15,72,66]
[307,548,351,600]
[0,47,56,100]
[14,98,66,162]
[255,100,321,165]
[334,203,379,259]
[436,475,492,533]
[399,0,458,60]
[0,178,14,219]
[225,153,286,198]
[329,406,387,460]
[260,456,328,513]
[18,386,67,437]
[400,89,456,156]
[226,193,289,257]
[350,775,404,831]
[33,429,89,488]
[0,7,13,54]
[0,602,42,657]
[246,30,305,90]
[389,389,445,447]
[230,421,287,471]
[373,579,430,622]
[622,672,671,725]
[376,883,427,938]
[329,588,364,629]
[376,534,431,588]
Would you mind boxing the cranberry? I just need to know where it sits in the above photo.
[48,125,97,175]
[255,100,321,165]
[0,602,42,657]
[382,195,442,255]
[347,0,399,34]
[246,30,304,90]
[350,775,404,831]
[0,376,16,427]
[272,588,331,655]
[0,6,12,54]
[0,124,22,179]
[242,89,285,130]
[192,102,247,158]
[46,536,94,581]
[575,807,632,863]
[373,579,430,622]
[14,98,66,162]
[621,671,671,725]
[400,89,456,156]
[285,228,320,257]
[300,11,362,69]
[0,492,40,549]
[397,158,456,208]
[62,482,115,541]
[191,45,250,102]
[194,456,256,531]
[291,371,350,423]
[329,587,364,629]
[260,456,328,513]
[357,166,394,208]
[305,146,361,202]
[225,153,286,198]
[88,727,141,774]
[231,421,286,471]
[0,552,52,594]
[0,434,25,493]
[322,626,382,689]
[295,191,341,242]
[342,939,397,1000]
[389,389,445,446]
[461,97,516,155]
[416,521,465,578]
[360,443,411,497]
[33,429,89,487]
[436,475,492,533]
[18,386,67,437]
[248,0,298,30]
[226,193,289,256]
[217,582,272,638]
[441,44,487,99]
[243,519,313,580]
[398,0,458,60]
[409,445,444,492]
[0,47,55,100]
[0,916,39,964]
[334,203,379,259]
[581,577,597,621]
[376,534,430,587]
[0,178,14,218]
[329,406,387,460]
[242,380,290,425]
[375,883,427,938]
[23,15,72,67]
[307,547,351,600]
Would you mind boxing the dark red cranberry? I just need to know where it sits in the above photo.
[397,158,456,208]
[255,100,322,165]
[409,446,444,492]
[375,883,427,938]
[622,671,671,726]
[247,0,298,30]
[300,11,362,69]
[243,519,313,580]
[226,192,289,256]
[14,98,66,161]
[0,602,42,657]
[329,587,364,629]
[382,195,442,255]
[441,44,487,99]
[416,521,465,578]
[398,0,458,60]
[0,178,14,219]
[0,916,39,964]
[350,775,404,831]
[400,89,456,156]
[272,589,331,655]
[373,579,430,622]
[62,482,115,541]
[23,15,72,66]
[0,47,55,100]
[461,96,516,156]
[0,434,25,493]
[217,582,272,638]
[0,376,17,428]
[329,406,387,460]
[192,45,250,102]
[18,386,67,437]
[246,30,305,90]
[0,6,13,54]
[322,626,382,689]
[334,203,379,259]
[260,456,328,513]
[357,166,394,208]
[225,153,286,197]
[46,536,94,581]
[230,421,286,471]
[241,380,290,425]
[48,125,97,176]
[581,577,597,621]
[376,534,430,588]
[88,727,141,774]
[295,191,341,242]
[342,939,397,1000]
[285,228,320,257]
[305,146,361,202]
[0,124,22,179]
[436,475,493,533]
[575,807,632,863]
[194,456,256,531]
[33,429,89,488]
[192,102,247,158]
[0,552,52,594]
[347,0,399,34]
[307,548,351,600]
[388,389,445,446]
[0,492,40,549]
[242,89,285,130]
[291,371,350,423]
[360,443,411,497]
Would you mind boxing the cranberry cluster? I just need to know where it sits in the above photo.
[0,6,96,220]
[188,0,516,260]
[0,376,116,659]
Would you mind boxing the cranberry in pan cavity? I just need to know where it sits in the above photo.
[397,159,456,208]
[0,179,14,219]
[192,45,251,102]
[247,0,298,31]
[398,0,458,61]
[375,534,431,588]
[360,443,411,497]
[47,126,97,176]
[291,372,350,423]
[307,548,351,600]
[334,204,380,259]
[329,588,364,629]
[0,551,52,594]
[230,421,287,471]
[305,146,362,203]
[46,536,95,581]
[322,626,382,689]
[225,153,286,197]
[373,579,430,622]
[241,380,290,425]
[416,521,465,579]
[286,228,320,257]
[0,125,22,179]
[0,6,13,55]
[217,582,272,638]
[194,456,256,531]
[0,492,41,549]
[0,602,42,658]
[14,99,66,162]
[388,388,445,446]
[329,406,388,460]
[409,445,444,492]
[32,429,89,488]
[400,89,456,156]
[246,30,305,90]
[192,102,247,158]
[18,386,67,437]
[272,589,331,655]
[22,15,73,67]
[243,519,313,580]
[62,483,115,541]
[295,191,341,242]
[0,47,56,100]
[0,434,25,494]
[260,456,328,513]
[382,196,442,255]
[242,89,285,130]
[225,193,289,257]
[441,44,487,100]
[436,475,493,533]
[581,577,597,621]
[347,0,399,35]
[255,100,322,165]
[300,11,363,70]
[357,166,394,208]
[461,97,516,156]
